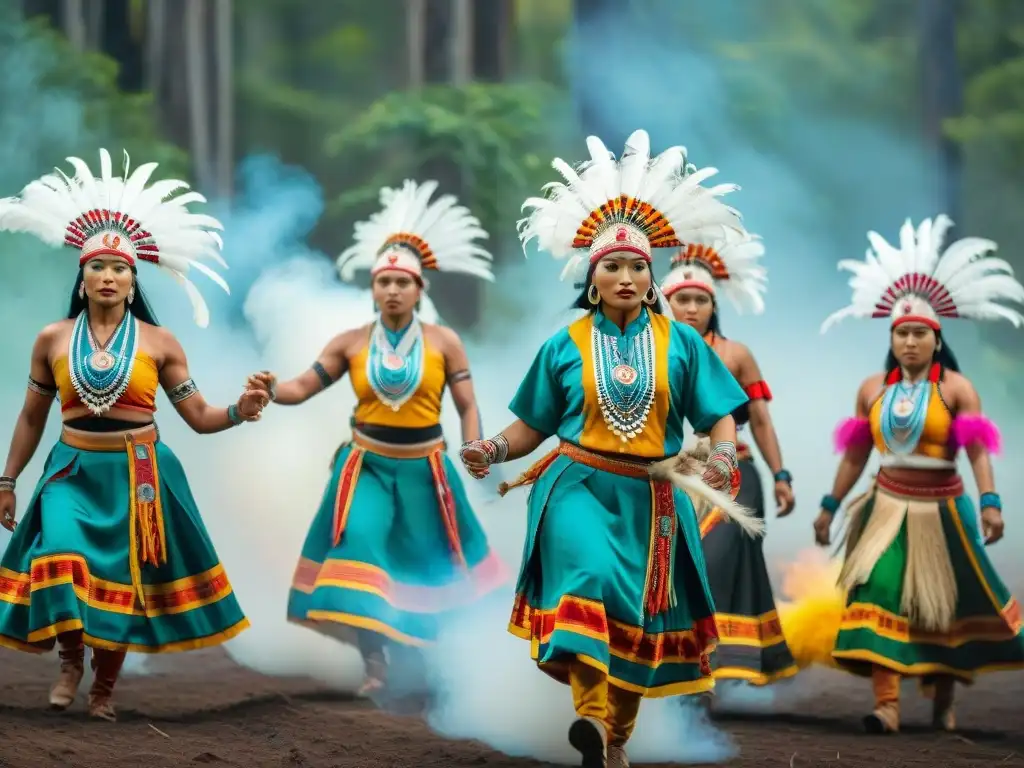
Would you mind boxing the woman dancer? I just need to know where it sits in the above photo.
[459,130,763,768]
[250,180,505,697]
[813,214,1024,733]
[0,149,267,720]
[661,232,798,688]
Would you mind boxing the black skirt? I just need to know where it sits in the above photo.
[701,458,798,685]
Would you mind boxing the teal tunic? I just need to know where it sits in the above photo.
[505,308,748,697]
[0,438,249,654]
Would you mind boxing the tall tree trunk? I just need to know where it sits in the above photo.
[406,0,426,88]
[85,0,103,51]
[146,0,166,96]
[185,0,214,191]
[918,0,963,227]
[449,0,472,85]
[571,0,621,142]
[61,0,85,50]
[215,0,234,196]
[472,0,512,81]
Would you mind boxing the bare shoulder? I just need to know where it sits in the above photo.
[424,323,462,350]
[36,319,74,355]
[140,322,178,349]
[940,369,977,404]
[335,325,370,353]
[857,372,886,402]
[941,369,970,390]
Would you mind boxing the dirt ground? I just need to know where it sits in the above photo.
[1,646,1021,768]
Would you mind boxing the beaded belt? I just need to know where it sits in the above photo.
[60,422,164,609]
[876,472,964,500]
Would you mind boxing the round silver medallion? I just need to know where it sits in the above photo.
[90,351,116,371]
[612,364,638,386]
[892,397,914,418]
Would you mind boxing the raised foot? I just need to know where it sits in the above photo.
[607,744,630,768]
[568,717,607,768]
[48,665,84,710]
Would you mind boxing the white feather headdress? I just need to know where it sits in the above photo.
[517,129,744,293]
[0,149,228,328]
[660,227,767,314]
[336,180,493,323]
[821,214,1024,333]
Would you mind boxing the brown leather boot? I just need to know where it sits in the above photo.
[568,716,608,768]
[607,744,630,768]
[931,676,956,731]
[88,649,126,722]
[863,665,900,734]
[49,634,85,710]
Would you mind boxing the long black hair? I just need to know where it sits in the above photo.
[67,266,161,326]
[884,327,960,376]
[571,260,666,315]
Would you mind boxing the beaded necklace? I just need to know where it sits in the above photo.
[880,375,930,454]
[591,315,656,441]
[366,315,424,412]
[67,309,139,416]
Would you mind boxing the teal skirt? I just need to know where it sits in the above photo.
[286,442,507,646]
[506,447,719,698]
[0,437,249,654]
[833,486,1024,681]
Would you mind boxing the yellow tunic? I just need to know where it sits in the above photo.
[868,364,953,461]
[52,352,160,415]
[348,336,447,428]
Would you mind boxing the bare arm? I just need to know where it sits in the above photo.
[953,376,996,496]
[271,332,352,406]
[708,413,737,448]
[736,345,785,474]
[827,380,876,502]
[440,329,481,443]
[160,331,264,434]
[3,330,58,481]
[498,419,548,461]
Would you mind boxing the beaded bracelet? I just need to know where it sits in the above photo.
[227,404,244,425]
[774,469,793,485]
[820,494,841,515]
[0,475,15,492]
[979,492,1002,512]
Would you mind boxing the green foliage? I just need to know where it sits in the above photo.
[0,10,188,180]
[324,82,565,249]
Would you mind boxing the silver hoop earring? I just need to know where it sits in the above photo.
[78,282,85,300]
[587,284,600,306]
[643,287,658,305]
[127,287,135,305]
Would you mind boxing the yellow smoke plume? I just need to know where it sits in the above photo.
[775,548,846,670]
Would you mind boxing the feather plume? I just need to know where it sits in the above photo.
[517,129,743,277]
[0,149,227,327]
[821,215,1024,333]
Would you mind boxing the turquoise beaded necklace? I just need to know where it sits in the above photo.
[366,315,424,412]
[880,374,930,454]
[591,316,656,441]
[67,309,139,415]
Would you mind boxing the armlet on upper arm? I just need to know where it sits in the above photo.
[949,414,1001,455]
[27,377,57,398]
[833,417,871,453]
[167,378,199,404]
[744,380,772,402]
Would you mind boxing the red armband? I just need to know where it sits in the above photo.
[949,414,1002,455]
[744,380,773,402]
[833,417,872,453]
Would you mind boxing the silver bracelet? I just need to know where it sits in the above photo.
[0,475,15,492]
[490,434,510,464]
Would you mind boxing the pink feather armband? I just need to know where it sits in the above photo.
[949,414,1002,455]
[833,417,872,453]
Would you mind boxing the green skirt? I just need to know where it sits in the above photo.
[0,435,249,654]
[833,483,1024,681]
[506,445,718,698]
[287,441,507,646]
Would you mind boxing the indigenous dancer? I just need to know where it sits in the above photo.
[251,180,506,698]
[459,130,764,768]
[661,230,799,689]
[0,149,266,720]
[813,214,1024,733]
